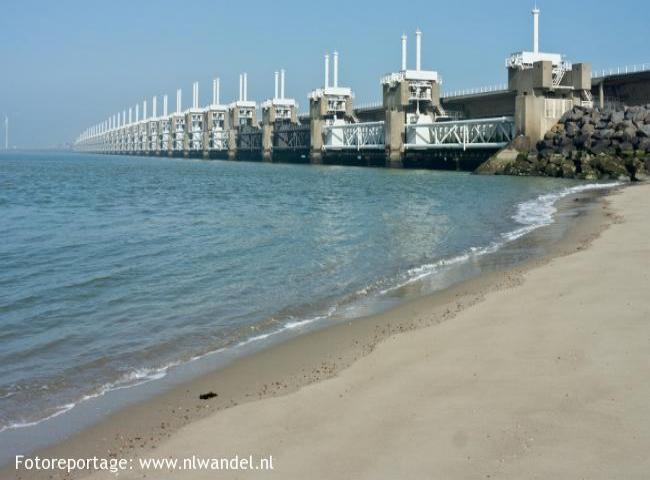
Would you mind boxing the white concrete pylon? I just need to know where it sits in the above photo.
[401,34,407,71]
[152,96,157,118]
[163,95,168,117]
[213,78,220,105]
[415,28,422,71]
[239,74,243,102]
[280,69,285,99]
[333,51,339,88]
[243,73,248,101]
[532,6,540,53]
[274,71,279,99]
[324,53,330,89]
[176,89,181,114]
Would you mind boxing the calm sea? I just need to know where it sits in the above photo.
[0,152,612,440]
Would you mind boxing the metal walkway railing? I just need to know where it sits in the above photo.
[592,63,650,78]
[322,121,385,150]
[405,117,515,150]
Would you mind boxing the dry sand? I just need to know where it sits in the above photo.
[72,183,648,479]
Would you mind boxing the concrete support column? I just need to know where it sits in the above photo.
[309,98,324,164]
[385,109,405,168]
[383,82,407,168]
[262,124,273,162]
[261,105,274,162]
[202,112,210,159]
[183,115,190,158]
[227,129,237,160]
[168,119,175,157]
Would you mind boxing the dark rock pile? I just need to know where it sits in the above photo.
[477,104,650,181]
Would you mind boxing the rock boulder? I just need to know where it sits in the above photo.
[476,104,650,181]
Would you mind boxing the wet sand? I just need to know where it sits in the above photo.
[9,182,650,479]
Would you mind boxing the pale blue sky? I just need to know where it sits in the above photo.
[0,0,648,148]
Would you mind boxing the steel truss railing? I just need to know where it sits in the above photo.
[237,127,262,151]
[273,125,310,150]
[405,117,515,150]
[322,121,385,150]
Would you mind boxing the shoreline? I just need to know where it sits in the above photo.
[0,180,619,442]
[2,180,627,479]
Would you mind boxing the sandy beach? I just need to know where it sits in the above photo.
[7,182,648,480]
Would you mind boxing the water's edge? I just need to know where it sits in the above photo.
[0,179,622,468]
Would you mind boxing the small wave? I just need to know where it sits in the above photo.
[379,181,621,294]
[79,365,176,402]
[0,403,77,434]
[380,252,472,294]
[512,181,621,229]
[233,331,276,347]
[0,364,180,434]
[284,307,337,330]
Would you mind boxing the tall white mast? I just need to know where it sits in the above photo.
[243,73,248,101]
[324,53,330,88]
[415,28,422,71]
[213,78,220,105]
[532,6,540,53]
[280,69,285,99]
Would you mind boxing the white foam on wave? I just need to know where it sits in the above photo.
[234,331,276,347]
[378,252,472,295]
[379,181,622,295]
[0,364,181,434]
[284,306,337,330]
[0,402,77,434]
[505,181,621,241]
